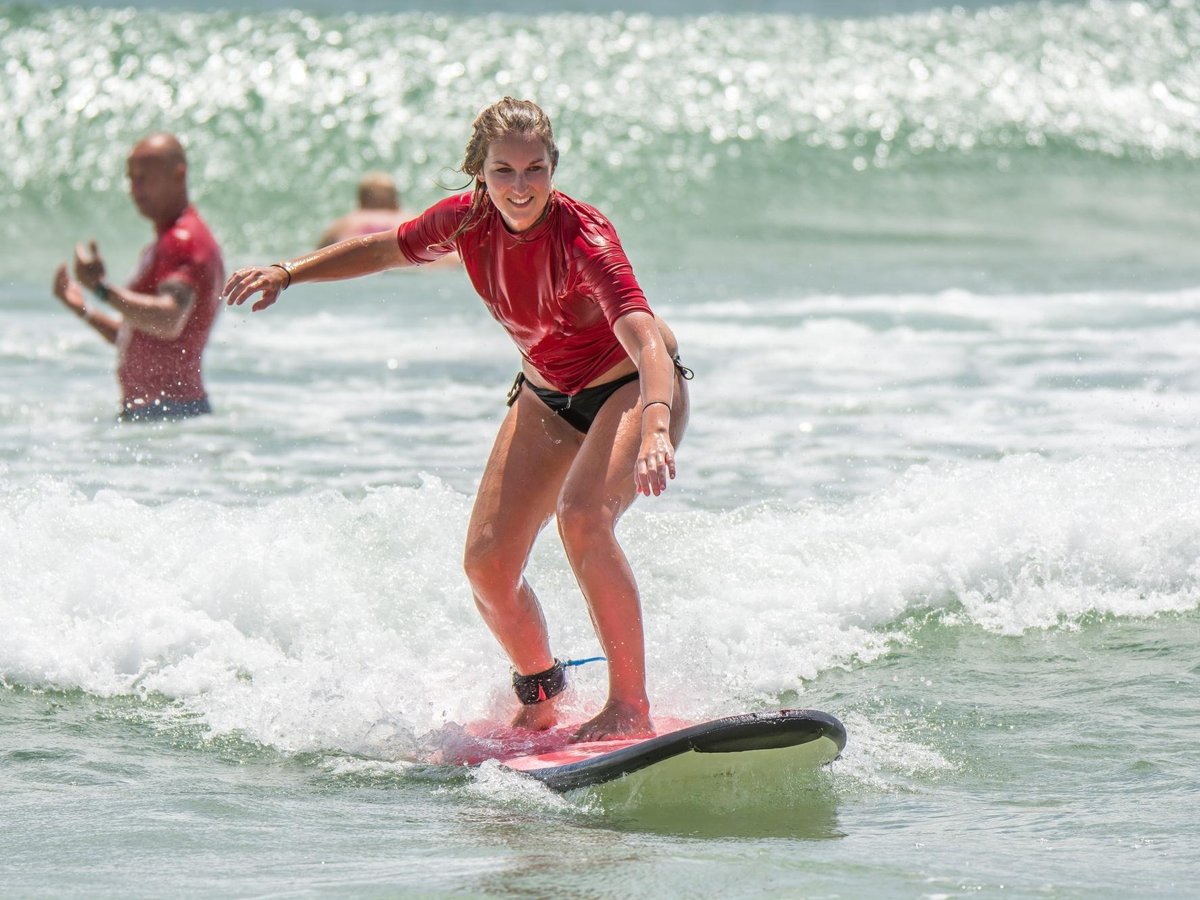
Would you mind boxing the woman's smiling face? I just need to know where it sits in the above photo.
[481,133,554,233]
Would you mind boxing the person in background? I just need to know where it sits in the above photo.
[51,132,224,422]
[224,98,691,742]
[317,172,412,247]
[319,172,459,267]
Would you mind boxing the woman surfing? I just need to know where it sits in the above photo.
[223,97,690,742]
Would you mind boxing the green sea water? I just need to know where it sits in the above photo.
[6,611,1199,896]
[4,0,1200,292]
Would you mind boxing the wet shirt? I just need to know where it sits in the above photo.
[118,206,224,406]
[396,191,652,394]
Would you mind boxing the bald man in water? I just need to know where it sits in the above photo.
[317,172,458,267]
[52,133,225,421]
[317,172,411,248]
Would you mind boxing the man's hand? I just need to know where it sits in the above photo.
[52,263,88,317]
[73,240,106,291]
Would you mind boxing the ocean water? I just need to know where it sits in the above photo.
[3,0,1200,896]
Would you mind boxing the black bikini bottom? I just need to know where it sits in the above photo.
[506,358,693,435]
[507,371,639,434]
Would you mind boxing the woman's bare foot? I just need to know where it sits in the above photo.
[510,695,561,731]
[572,699,654,742]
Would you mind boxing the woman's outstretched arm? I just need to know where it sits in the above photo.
[223,230,411,312]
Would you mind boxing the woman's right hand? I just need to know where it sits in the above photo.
[223,264,289,312]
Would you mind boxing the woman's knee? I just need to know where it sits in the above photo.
[463,532,523,596]
[555,492,618,556]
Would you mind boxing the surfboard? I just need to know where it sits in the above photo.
[496,708,846,794]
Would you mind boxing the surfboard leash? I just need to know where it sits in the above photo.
[512,656,606,704]
[563,656,605,668]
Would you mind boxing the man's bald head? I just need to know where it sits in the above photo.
[129,133,188,168]
[358,172,400,210]
[126,133,189,226]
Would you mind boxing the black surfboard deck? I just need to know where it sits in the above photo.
[498,709,846,793]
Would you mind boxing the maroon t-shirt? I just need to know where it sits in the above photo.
[117,206,224,406]
[396,191,652,393]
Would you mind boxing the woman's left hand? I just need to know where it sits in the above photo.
[613,311,682,497]
[635,423,676,497]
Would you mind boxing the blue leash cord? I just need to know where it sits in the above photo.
[563,656,606,668]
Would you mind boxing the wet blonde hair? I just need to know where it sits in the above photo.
[449,97,559,241]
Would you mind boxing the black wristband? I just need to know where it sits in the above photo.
[93,281,111,303]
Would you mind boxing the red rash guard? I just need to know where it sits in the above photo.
[396,191,652,394]
[117,206,224,407]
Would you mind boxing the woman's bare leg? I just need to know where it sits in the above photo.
[557,375,690,741]
[464,387,582,730]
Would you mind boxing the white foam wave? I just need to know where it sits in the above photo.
[827,711,958,792]
[3,452,1197,760]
